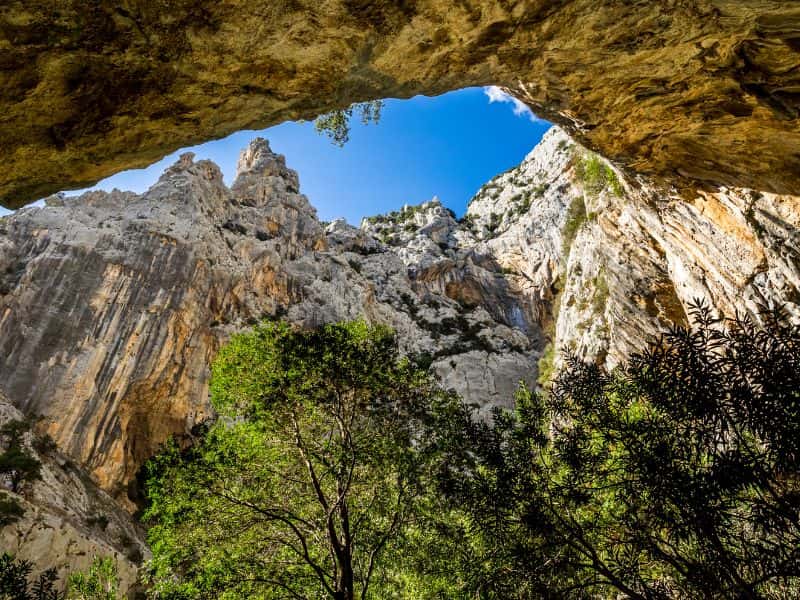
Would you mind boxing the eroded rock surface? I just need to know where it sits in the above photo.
[0,139,546,508]
[2,1,800,206]
[465,128,800,371]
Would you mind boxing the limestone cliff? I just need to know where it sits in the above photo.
[463,127,800,371]
[2,1,800,207]
[0,138,545,510]
[1,128,798,584]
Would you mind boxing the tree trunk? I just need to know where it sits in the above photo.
[334,545,355,600]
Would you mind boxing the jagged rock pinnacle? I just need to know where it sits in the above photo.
[233,137,300,195]
[235,138,272,177]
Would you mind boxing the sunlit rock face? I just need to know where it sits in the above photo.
[465,128,800,371]
[3,127,798,502]
[0,140,324,504]
[1,1,799,207]
[0,138,543,508]
[1,128,798,584]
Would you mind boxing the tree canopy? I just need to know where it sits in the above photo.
[433,301,800,598]
[143,320,462,600]
[142,302,800,598]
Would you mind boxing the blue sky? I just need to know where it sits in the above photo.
[1,87,550,223]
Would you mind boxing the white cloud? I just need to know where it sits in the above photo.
[484,86,539,122]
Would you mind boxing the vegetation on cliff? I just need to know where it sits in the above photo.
[139,302,800,599]
[434,301,800,598]
[0,421,41,496]
[5,302,798,598]
[0,555,120,600]
[0,420,41,528]
[574,151,623,197]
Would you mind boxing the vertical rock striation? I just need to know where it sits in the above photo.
[0,138,544,507]
[0,142,323,503]
[464,127,800,371]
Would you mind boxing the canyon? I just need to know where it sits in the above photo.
[2,1,800,594]
[1,126,798,592]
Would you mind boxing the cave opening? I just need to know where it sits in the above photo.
[0,87,552,224]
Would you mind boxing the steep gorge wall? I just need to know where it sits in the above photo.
[3,127,798,502]
[2,0,800,206]
[1,128,798,584]
[465,128,800,371]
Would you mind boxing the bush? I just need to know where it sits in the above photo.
[574,151,623,197]
[0,554,121,600]
[347,258,362,274]
[0,493,24,528]
[532,183,549,198]
[516,195,532,215]
[536,342,556,386]
[0,421,41,494]
[590,270,609,315]
[458,213,477,233]
[486,212,503,235]
[66,557,120,600]
[0,554,59,600]
[32,434,57,457]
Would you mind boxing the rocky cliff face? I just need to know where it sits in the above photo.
[0,398,144,595]
[464,128,800,372]
[0,137,550,507]
[2,1,800,206]
[1,128,798,585]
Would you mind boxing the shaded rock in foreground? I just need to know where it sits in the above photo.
[0,398,144,595]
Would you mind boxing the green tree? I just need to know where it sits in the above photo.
[0,554,60,600]
[144,320,461,600]
[314,101,383,147]
[0,494,24,528]
[1,554,120,600]
[435,301,800,598]
[0,421,41,494]
[66,557,119,600]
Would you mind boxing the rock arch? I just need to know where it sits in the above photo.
[1,0,799,208]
